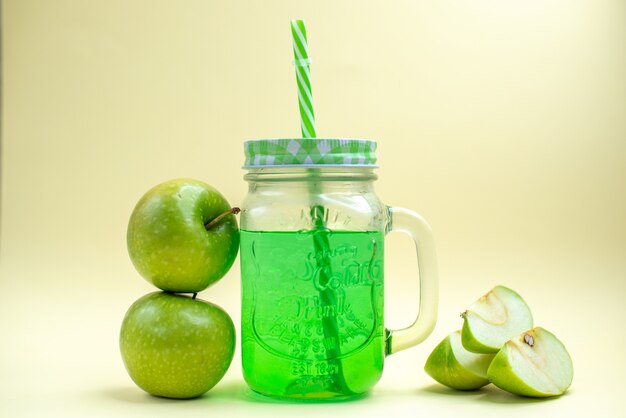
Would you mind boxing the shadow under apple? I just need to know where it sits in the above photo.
[103,381,249,404]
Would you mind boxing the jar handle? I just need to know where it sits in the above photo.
[385,206,439,355]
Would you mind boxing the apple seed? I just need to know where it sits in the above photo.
[524,333,534,347]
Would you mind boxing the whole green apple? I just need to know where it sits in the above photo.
[127,178,239,293]
[120,291,236,399]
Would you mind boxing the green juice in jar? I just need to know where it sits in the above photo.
[240,229,385,400]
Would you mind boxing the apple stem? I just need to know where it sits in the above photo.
[204,207,241,230]
[192,293,197,300]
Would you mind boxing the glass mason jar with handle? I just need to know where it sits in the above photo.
[240,138,438,401]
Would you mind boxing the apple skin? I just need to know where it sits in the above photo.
[425,331,495,390]
[127,178,239,293]
[487,327,573,398]
[120,292,236,399]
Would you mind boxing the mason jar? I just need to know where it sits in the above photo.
[239,138,438,401]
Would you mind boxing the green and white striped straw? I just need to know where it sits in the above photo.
[290,19,354,396]
[290,19,317,138]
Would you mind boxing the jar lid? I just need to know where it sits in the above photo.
[243,138,377,168]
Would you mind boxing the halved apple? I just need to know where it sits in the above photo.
[487,327,573,397]
[424,331,496,390]
[461,285,533,353]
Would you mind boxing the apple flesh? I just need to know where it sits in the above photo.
[461,285,533,353]
[127,178,239,293]
[487,327,573,397]
[120,291,236,399]
[425,331,495,390]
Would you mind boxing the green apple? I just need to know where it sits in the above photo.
[424,331,495,390]
[461,285,533,353]
[120,291,236,399]
[487,327,573,397]
[127,178,239,293]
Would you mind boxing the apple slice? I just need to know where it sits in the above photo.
[461,285,533,353]
[487,327,573,397]
[424,331,496,390]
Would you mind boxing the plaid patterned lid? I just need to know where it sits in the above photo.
[243,138,378,168]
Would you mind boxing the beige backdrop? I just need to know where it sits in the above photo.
[2,1,625,417]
